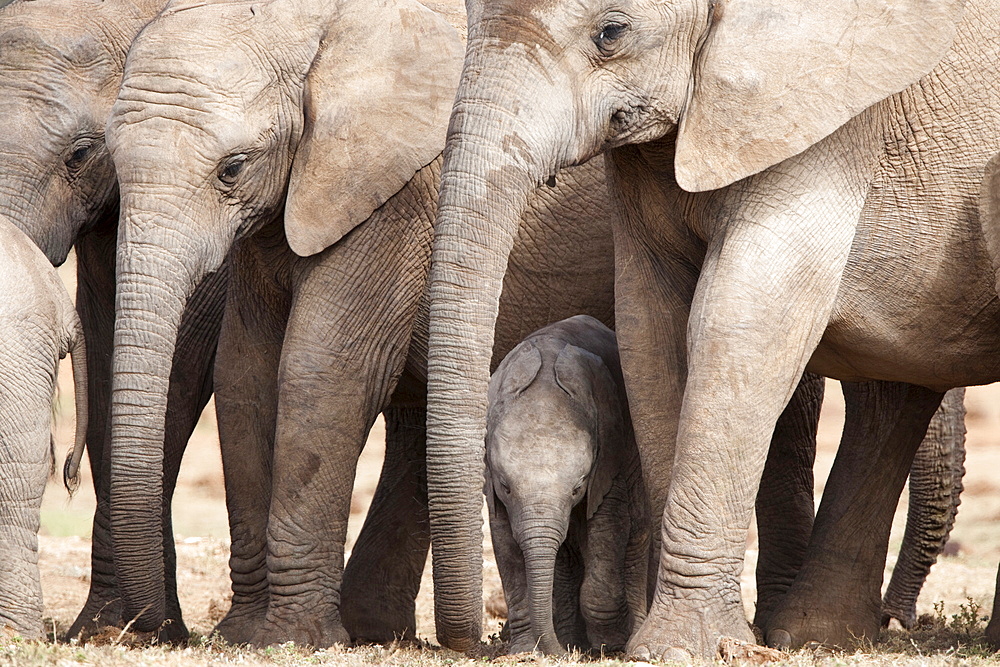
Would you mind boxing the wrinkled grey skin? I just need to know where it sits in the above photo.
[0,0,226,641]
[485,316,647,655]
[0,216,87,638]
[424,0,999,657]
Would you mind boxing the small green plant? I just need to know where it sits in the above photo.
[949,597,989,636]
[933,600,948,628]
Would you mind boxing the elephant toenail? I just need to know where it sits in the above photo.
[767,629,792,650]
[662,647,692,663]
[630,645,651,660]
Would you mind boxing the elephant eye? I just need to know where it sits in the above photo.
[218,153,248,186]
[499,480,511,495]
[66,138,96,171]
[593,20,628,56]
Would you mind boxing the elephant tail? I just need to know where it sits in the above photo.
[63,321,89,494]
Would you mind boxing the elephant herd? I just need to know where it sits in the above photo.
[0,0,996,660]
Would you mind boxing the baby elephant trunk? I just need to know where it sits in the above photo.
[517,513,569,655]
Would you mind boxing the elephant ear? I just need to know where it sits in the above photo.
[553,344,622,520]
[674,0,962,192]
[283,0,464,257]
[490,342,544,403]
[979,153,1000,297]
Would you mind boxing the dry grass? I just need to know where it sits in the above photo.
[5,259,999,665]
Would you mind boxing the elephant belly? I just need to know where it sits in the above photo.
[809,193,1000,389]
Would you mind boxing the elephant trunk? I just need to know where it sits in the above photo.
[881,387,966,629]
[109,202,217,632]
[426,68,559,650]
[521,533,564,655]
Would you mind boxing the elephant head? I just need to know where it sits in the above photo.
[425,0,962,650]
[0,0,163,264]
[104,0,461,631]
[485,332,623,654]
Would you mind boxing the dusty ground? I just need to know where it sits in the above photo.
[5,255,1000,664]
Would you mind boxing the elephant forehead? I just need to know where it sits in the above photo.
[474,0,594,48]
[490,400,594,461]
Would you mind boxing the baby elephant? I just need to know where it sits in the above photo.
[486,315,647,655]
[0,216,87,638]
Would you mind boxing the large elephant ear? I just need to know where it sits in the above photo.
[674,0,962,192]
[283,0,464,257]
[979,153,1000,296]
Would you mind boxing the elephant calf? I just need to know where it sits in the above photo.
[0,216,87,638]
[486,316,647,655]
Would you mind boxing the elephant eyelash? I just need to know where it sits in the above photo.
[218,153,250,187]
[65,135,101,173]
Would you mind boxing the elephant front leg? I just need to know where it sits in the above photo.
[488,500,535,653]
[579,481,632,653]
[213,250,288,645]
[618,150,864,661]
[341,401,430,643]
[765,381,944,649]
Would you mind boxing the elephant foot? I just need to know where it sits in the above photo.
[985,617,1000,649]
[626,593,753,661]
[66,593,188,645]
[213,601,268,645]
[764,585,880,650]
[506,633,565,656]
[251,615,351,649]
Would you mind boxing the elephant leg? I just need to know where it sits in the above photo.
[341,401,430,643]
[881,387,966,629]
[68,218,224,643]
[617,140,866,661]
[580,481,632,653]
[489,499,536,653]
[765,381,944,650]
[753,372,823,629]
[255,196,430,648]
[213,239,290,645]
[552,538,588,652]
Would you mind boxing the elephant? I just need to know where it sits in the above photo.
[0,0,227,641]
[0,215,87,639]
[485,315,647,655]
[423,0,1000,658]
[103,0,614,645]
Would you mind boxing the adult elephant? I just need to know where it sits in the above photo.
[103,0,614,645]
[0,0,226,641]
[425,0,996,658]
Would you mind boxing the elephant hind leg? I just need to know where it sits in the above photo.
[753,372,822,630]
[341,403,430,644]
[765,381,944,650]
